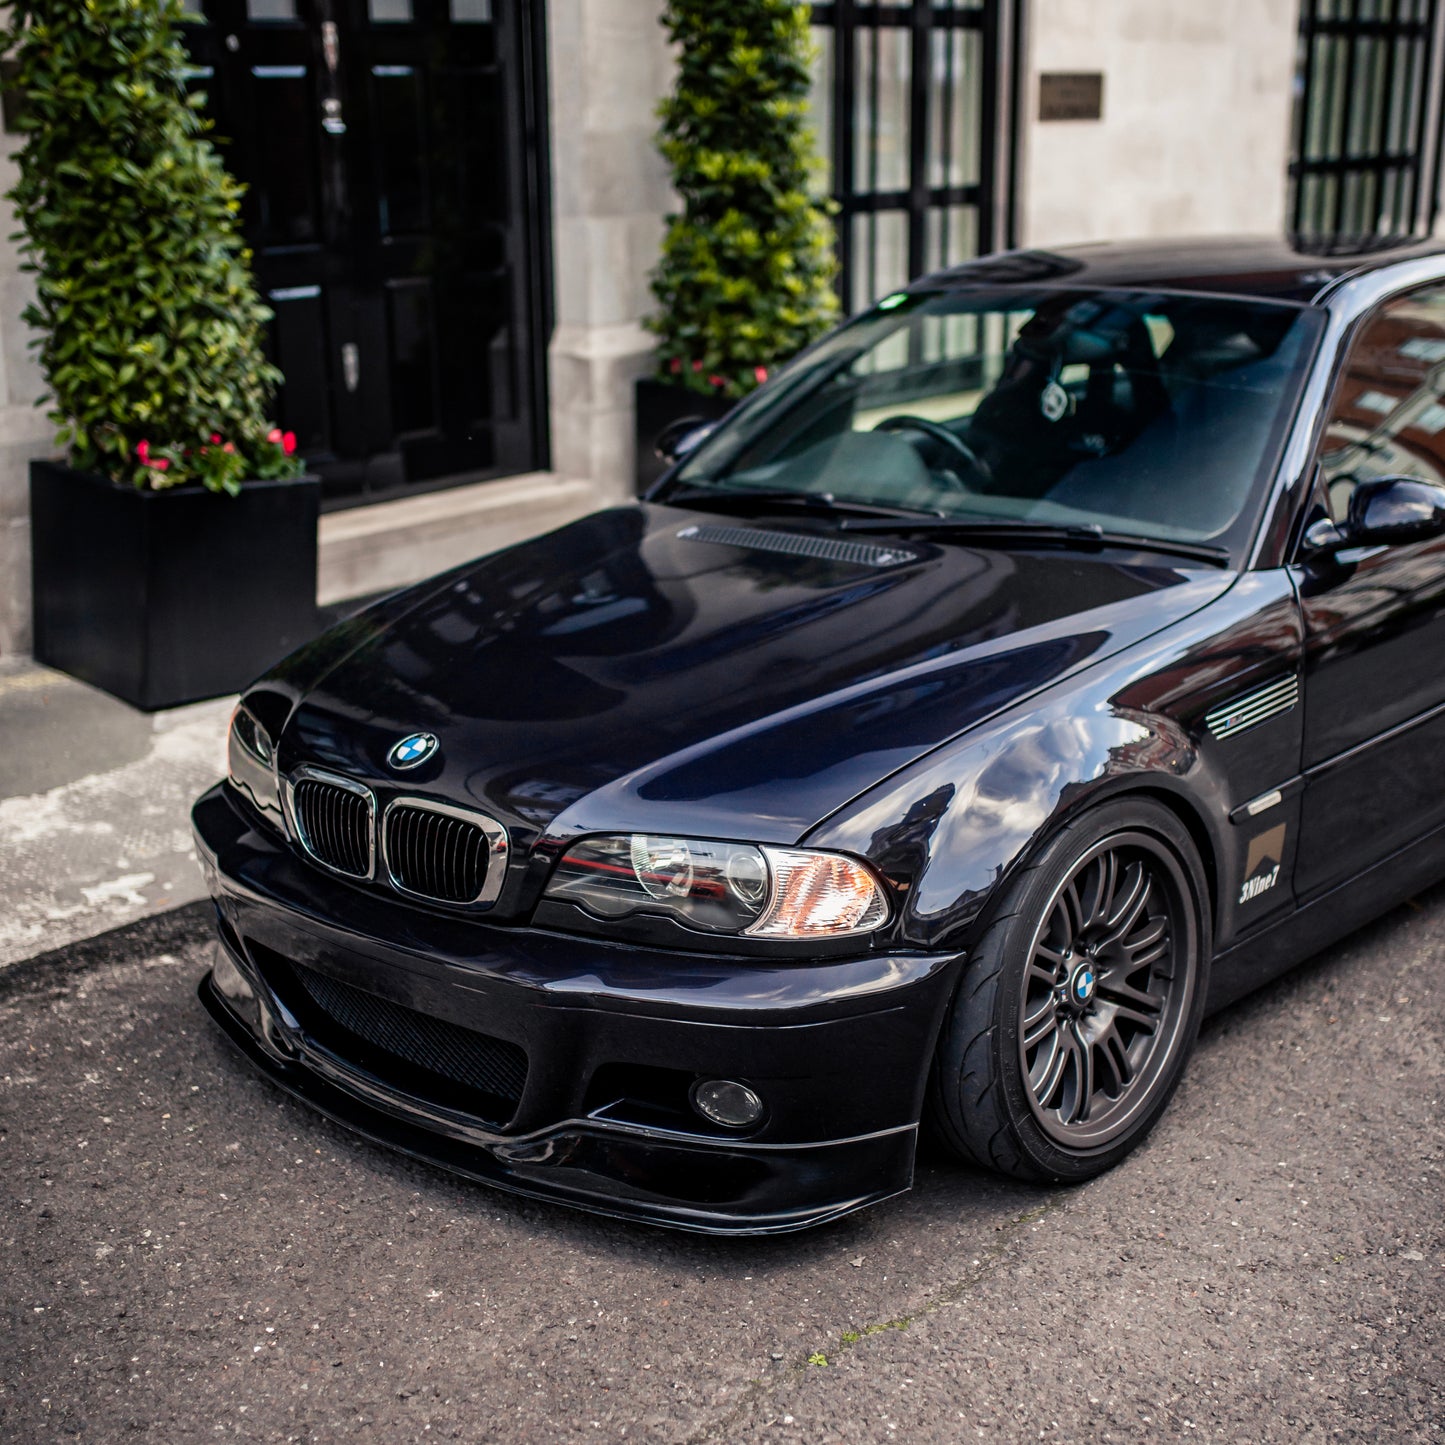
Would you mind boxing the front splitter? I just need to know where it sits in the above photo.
[199,972,914,1236]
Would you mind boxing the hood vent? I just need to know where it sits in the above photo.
[677,523,918,570]
[1205,673,1299,740]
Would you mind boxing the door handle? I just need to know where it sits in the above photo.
[320,21,345,132]
[342,342,360,394]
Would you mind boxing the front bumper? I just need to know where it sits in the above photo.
[192,783,963,1234]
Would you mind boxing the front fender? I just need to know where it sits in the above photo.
[806,571,1304,956]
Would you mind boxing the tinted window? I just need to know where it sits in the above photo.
[1321,283,1445,523]
[677,287,1324,549]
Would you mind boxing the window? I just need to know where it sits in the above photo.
[809,1,1024,310]
[1321,283,1445,519]
[1290,0,1445,239]
[678,288,1324,551]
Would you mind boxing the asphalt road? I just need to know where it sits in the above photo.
[2,896,1442,1443]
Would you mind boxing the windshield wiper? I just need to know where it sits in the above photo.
[837,517,1232,567]
[659,484,943,522]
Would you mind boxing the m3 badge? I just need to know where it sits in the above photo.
[1239,823,1286,904]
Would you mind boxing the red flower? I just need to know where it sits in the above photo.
[754,366,768,384]
[282,431,297,456]
[267,427,283,445]
[708,374,725,388]
[211,433,222,444]
[692,360,703,372]
[669,357,682,374]
[136,439,150,463]
[223,442,235,453]
[152,458,169,471]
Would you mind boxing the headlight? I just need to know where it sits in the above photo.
[227,703,283,831]
[542,834,890,939]
[231,705,272,766]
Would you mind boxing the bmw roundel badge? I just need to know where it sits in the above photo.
[388,731,439,770]
[1074,968,1095,1002]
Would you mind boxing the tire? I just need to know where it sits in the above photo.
[928,796,1211,1183]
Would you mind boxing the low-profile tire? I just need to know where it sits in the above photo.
[928,796,1211,1183]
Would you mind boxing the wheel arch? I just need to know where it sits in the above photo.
[807,690,1230,958]
[938,775,1223,962]
[924,782,1214,1182]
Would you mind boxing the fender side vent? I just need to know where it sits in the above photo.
[677,524,918,569]
[1205,673,1299,740]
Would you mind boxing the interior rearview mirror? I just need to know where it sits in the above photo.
[655,416,717,465]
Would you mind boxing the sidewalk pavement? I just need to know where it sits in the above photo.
[0,658,232,968]
[0,592,383,968]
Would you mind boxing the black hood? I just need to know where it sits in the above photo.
[273,505,1231,855]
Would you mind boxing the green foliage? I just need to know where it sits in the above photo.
[1,0,302,492]
[648,0,839,401]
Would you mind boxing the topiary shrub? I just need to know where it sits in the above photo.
[648,0,839,402]
[1,0,301,494]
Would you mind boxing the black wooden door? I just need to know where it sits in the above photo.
[184,0,550,503]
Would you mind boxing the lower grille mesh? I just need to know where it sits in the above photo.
[273,955,527,1125]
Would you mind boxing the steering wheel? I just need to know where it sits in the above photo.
[874,414,992,490]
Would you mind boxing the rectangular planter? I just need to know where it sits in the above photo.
[30,459,321,711]
[634,376,735,495]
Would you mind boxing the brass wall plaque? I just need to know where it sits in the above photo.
[1038,72,1104,123]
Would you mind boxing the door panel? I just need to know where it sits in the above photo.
[248,68,325,244]
[268,286,332,453]
[1295,281,1445,899]
[184,0,548,502]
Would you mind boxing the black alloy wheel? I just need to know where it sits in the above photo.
[929,797,1210,1183]
[1019,832,1193,1149]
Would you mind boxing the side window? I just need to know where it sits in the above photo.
[1322,284,1445,523]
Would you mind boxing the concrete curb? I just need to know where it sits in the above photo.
[0,898,211,999]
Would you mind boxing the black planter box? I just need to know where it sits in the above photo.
[29,459,321,711]
[634,375,735,494]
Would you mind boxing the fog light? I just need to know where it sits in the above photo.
[211,943,254,1004]
[691,1078,764,1129]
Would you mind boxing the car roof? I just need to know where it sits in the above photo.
[918,234,1445,306]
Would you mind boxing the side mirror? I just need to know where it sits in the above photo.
[1305,475,1445,553]
[1347,475,1445,546]
[655,416,717,465]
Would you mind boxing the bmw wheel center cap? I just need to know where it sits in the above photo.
[1070,964,1097,1005]
[388,731,439,770]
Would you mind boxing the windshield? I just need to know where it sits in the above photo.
[671,287,1325,551]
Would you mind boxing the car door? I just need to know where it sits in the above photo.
[1294,279,1445,901]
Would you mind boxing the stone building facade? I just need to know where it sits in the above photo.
[0,0,1426,660]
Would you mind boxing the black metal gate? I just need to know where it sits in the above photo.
[1290,0,1445,239]
[809,0,1022,312]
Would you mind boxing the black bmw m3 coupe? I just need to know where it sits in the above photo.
[196,235,1445,1232]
